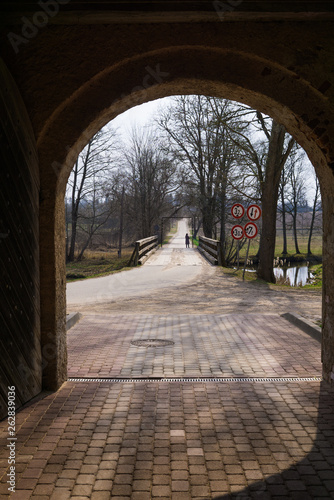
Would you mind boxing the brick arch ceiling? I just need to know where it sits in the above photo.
[36,45,333,195]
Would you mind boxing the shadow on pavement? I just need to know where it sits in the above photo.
[211,380,334,499]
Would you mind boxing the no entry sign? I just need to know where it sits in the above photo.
[231,225,244,240]
[231,203,245,219]
[244,222,258,239]
[246,204,261,221]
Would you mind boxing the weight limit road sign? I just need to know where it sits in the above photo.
[231,203,245,219]
[244,222,258,239]
[231,225,244,240]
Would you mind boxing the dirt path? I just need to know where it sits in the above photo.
[67,219,209,308]
[75,266,322,324]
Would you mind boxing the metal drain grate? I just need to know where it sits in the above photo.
[131,339,174,347]
[68,376,322,383]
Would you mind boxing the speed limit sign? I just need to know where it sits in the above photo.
[231,225,244,240]
[244,222,258,239]
[247,204,261,221]
[231,203,245,219]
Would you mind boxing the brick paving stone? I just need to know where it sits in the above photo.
[96,469,114,480]
[1,313,334,499]
[132,479,151,491]
[132,493,151,500]
[90,493,111,500]
[33,484,55,495]
[10,491,34,500]
[153,474,170,484]
[15,478,39,490]
[93,479,113,490]
[72,484,93,496]
[191,484,210,496]
[210,480,229,492]
[152,485,171,496]
[76,474,95,485]
[170,493,192,500]
[172,480,189,491]
[111,484,132,495]
[190,475,209,485]
[171,471,188,481]
[55,478,75,488]
[67,314,322,379]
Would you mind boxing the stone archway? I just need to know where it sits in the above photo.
[36,45,334,391]
[1,11,334,412]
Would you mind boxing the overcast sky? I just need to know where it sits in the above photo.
[110,97,170,139]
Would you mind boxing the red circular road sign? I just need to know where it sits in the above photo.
[247,204,261,221]
[231,225,244,240]
[231,203,245,219]
[244,222,258,239]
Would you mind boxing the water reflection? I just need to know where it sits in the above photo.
[274,264,311,286]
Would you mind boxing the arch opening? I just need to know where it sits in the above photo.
[36,45,334,392]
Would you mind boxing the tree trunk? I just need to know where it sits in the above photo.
[67,213,77,262]
[202,198,215,238]
[258,186,279,282]
[307,181,319,256]
[202,213,213,238]
[77,234,91,261]
[257,121,287,282]
[118,185,125,258]
[193,219,202,239]
[292,208,300,254]
[281,183,288,255]
[219,183,227,266]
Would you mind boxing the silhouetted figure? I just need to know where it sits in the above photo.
[185,233,190,248]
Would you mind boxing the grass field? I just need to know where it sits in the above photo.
[67,225,178,281]
[66,248,133,281]
[232,232,322,261]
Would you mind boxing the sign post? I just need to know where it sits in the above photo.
[231,203,261,276]
[231,204,245,270]
[231,224,244,269]
[242,220,259,280]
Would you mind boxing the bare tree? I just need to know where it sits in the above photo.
[120,127,182,240]
[284,151,308,255]
[307,172,321,256]
[76,177,116,260]
[66,127,118,261]
[158,96,238,241]
[278,164,290,256]
[226,112,295,282]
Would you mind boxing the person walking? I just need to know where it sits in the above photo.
[185,233,190,248]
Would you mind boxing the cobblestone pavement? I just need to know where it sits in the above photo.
[0,379,334,499]
[1,311,333,499]
[67,314,322,379]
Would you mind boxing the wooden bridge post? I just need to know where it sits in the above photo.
[134,241,140,266]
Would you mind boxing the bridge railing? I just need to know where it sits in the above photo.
[198,235,222,266]
[128,235,159,266]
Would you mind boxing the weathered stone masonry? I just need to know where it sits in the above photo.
[1,2,334,417]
